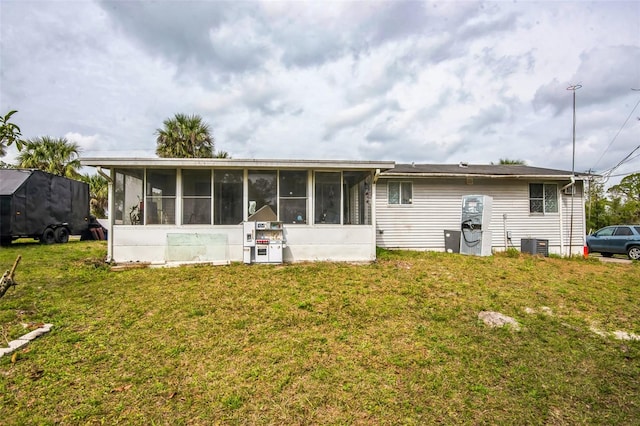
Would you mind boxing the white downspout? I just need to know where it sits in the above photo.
[560,176,575,192]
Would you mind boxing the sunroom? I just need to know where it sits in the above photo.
[80,158,394,265]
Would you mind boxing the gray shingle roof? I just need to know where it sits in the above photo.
[384,163,591,178]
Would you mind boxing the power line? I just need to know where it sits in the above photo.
[608,169,640,178]
[602,141,640,178]
[592,96,640,171]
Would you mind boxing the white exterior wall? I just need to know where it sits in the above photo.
[283,226,376,262]
[561,183,587,256]
[108,224,376,264]
[376,178,586,256]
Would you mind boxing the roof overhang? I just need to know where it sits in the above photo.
[380,172,584,180]
[380,164,593,180]
[80,157,395,171]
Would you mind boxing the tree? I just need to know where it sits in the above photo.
[0,110,23,157]
[607,173,640,224]
[155,113,214,158]
[585,173,640,232]
[585,179,610,233]
[79,173,109,218]
[492,158,526,165]
[17,136,81,178]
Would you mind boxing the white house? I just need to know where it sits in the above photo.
[375,163,588,256]
[80,158,588,264]
[80,157,394,265]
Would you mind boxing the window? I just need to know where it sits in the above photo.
[146,169,176,224]
[279,171,307,224]
[595,227,615,237]
[114,169,143,225]
[344,171,372,225]
[614,226,633,236]
[182,169,211,224]
[214,170,243,225]
[315,172,341,224]
[529,183,557,213]
[248,170,278,220]
[388,181,412,205]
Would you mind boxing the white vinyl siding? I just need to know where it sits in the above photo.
[561,182,586,255]
[376,178,585,255]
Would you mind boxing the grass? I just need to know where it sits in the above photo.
[1,241,639,424]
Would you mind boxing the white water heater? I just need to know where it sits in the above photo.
[460,195,493,256]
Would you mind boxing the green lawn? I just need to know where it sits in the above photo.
[1,241,639,425]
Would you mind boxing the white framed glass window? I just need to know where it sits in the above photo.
[388,181,412,205]
[114,169,143,225]
[529,183,558,213]
[248,170,277,219]
[182,169,211,224]
[315,172,341,224]
[279,170,307,224]
[146,169,176,224]
[214,170,243,225]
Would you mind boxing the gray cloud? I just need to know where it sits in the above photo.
[365,116,404,143]
[461,104,509,135]
[533,45,640,115]
[98,1,271,79]
[364,0,431,45]
[2,0,639,186]
[324,99,401,141]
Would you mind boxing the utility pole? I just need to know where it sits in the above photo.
[567,84,582,257]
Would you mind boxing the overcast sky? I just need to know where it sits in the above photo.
[1,0,639,182]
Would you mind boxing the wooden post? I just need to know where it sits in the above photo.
[0,255,21,298]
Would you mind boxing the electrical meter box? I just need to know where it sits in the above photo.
[460,195,493,256]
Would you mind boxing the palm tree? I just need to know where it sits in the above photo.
[80,173,109,218]
[17,136,81,178]
[155,113,214,158]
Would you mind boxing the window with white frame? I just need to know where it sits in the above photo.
[279,170,307,224]
[146,169,177,224]
[388,181,412,205]
[248,170,277,219]
[343,171,372,225]
[315,172,341,224]
[214,170,243,225]
[182,169,211,224]
[114,169,143,225]
[529,183,558,213]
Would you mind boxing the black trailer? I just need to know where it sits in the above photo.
[0,169,90,245]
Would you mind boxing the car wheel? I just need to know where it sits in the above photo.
[601,252,613,258]
[627,246,640,260]
[54,227,70,244]
[41,227,56,245]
